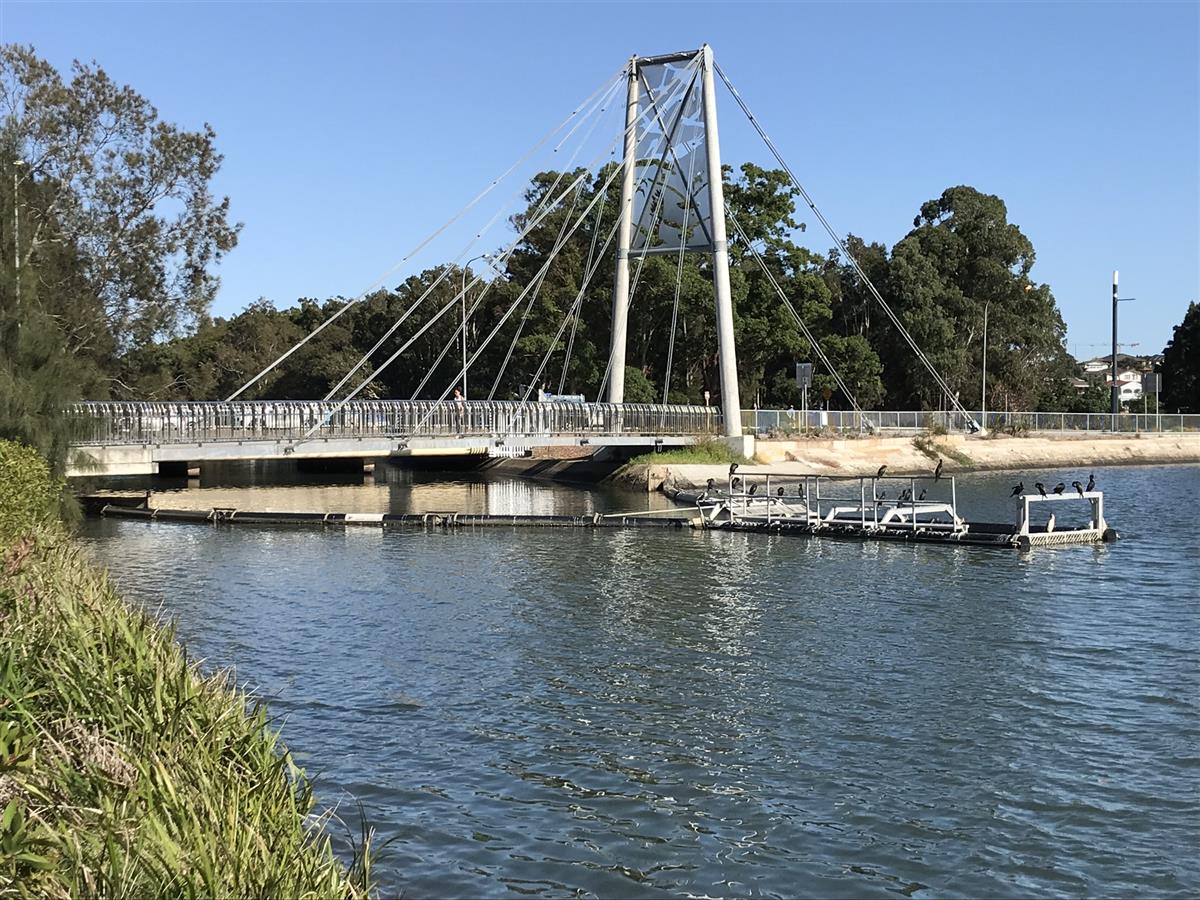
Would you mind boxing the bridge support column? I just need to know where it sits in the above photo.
[606,56,639,404]
[700,45,743,439]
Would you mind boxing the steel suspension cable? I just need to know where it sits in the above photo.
[310,134,635,439]
[714,62,976,425]
[521,206,626,403]
[558,188,608,394]
[594,62,702,400]
[408,154,634,435]
[323,81,624,403]
[727,210,863,414]
[487,180,585,399]
[662,130,700,404]
[226,69,623,402]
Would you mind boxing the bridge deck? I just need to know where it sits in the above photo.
[67,400,719,476]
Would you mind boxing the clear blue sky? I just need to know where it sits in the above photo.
[4,0,1198,358]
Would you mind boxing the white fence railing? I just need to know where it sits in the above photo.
[743,409,1200,435]
[68,400,722,446]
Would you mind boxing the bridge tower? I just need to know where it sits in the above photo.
[605,45,742,439]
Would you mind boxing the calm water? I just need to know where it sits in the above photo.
[78,464,1200,898]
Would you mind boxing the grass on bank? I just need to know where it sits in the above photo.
[622,437,754,468]
[912,433,973,466]
[0,440,369,897]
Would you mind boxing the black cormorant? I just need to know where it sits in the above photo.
[1053,482,1065,495]
[918,488,927,501]
[1010,482,1025,497]
[1086,473,1095,492]
[876,464,888,478]
[1073,480,1085,498]
[1035,482,1047,497]
[933,459,944,480]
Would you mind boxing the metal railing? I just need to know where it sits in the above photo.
[67,400,723,446]
[743,408,1200,435]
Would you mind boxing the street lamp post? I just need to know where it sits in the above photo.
[1109,270,1136,428]
[981,299,990,430]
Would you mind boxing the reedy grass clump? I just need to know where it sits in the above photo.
[622,437,753,468]
[0,529,369,898]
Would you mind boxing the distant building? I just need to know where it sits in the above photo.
[1107,369,1144,401]
[1079,352,1149,375]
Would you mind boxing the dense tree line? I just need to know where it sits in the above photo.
[4,43,1196,474]
[111,172,1083,415]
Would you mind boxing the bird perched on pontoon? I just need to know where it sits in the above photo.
[877,464,888,478]
[1086,473,1095,492]
[1073,480,1085,498]
[933,459,944,480]
[706,478,715,491]
[1035,482,1047,497]
[1053,482,1066,495]
[1010,482,1025,497]
[777,486,785,497]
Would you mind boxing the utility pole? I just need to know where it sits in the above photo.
[981,300,990,429]
[1110,270,1119,418]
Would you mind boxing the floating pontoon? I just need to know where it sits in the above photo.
[668,469,1118,550]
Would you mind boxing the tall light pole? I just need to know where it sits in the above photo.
[981,299,990,428]
[461,253,491,401]
[1109,270,1136,425]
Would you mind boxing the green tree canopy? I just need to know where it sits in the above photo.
[1160,301,1199,413]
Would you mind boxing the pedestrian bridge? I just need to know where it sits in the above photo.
[66,400,722,476]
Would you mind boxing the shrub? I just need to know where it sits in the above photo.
[0,439,62,544]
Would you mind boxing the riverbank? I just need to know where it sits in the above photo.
[0,525,367,897]
[614,431,1200,491]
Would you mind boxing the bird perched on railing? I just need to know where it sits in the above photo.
[731,477,741,490]
[1035,482,1047,497]
[1073,480,1085,498]
[934,458,943,480]
[897,488,912,503]
[1086,473,1095,492]
[1010,482,1025,497]
[748,483,758,496]
[918,488,927,501]
[777,486,785,497]
[877,464,888,478]
[729,463,739,476]
[1053,482,1066,495]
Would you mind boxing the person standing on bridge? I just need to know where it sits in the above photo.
[453,387,465,435]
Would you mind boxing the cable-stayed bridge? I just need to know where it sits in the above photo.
[69,46,979,477]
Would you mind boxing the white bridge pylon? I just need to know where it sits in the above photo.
[607,46,741,439]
